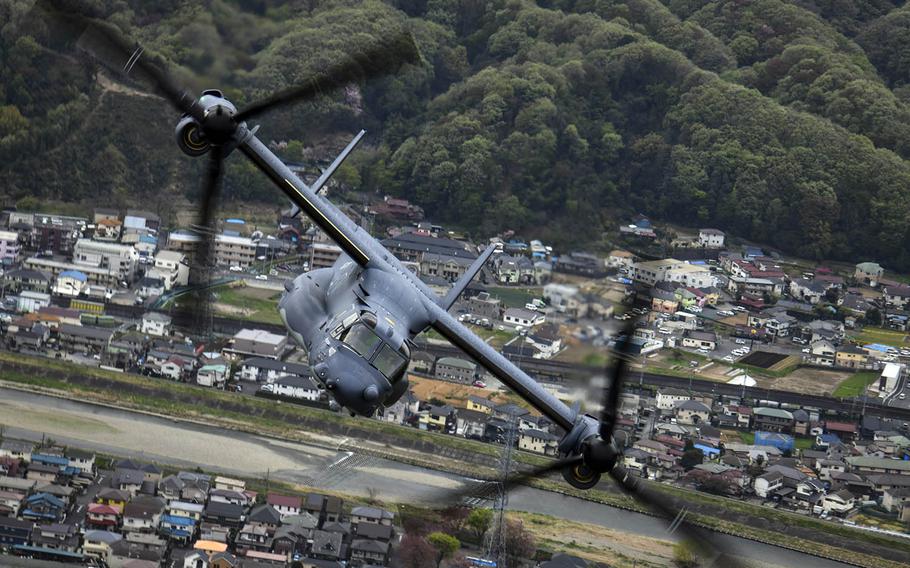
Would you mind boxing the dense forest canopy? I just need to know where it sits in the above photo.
[4,0,910,268]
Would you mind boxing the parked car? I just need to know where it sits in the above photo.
[723,355,734,362]
[473,380,487,388]
[658,328,672,335]
[229,265,243,272]
[255,274,268,280]
[802,348,810,354]
[735,339,746,345]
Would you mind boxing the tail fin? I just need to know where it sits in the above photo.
[439,245,497,310]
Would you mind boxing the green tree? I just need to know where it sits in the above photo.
[427,532,459,568]
[466,508,493,542]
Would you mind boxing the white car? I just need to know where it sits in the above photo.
[689,306,702,313]
[255,274,268,281]
[229,265,242,272]
[802,348,810,354]
[735,339,746,345]
[731,306,746,312]
[900,393,906,400]
[723,355,734,362]
[658,328,672,335]
[741,346,750,353]
[717,310,734,317]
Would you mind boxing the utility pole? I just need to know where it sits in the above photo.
[486,413,518,567]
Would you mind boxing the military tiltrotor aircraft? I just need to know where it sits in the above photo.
[36,2,744,563]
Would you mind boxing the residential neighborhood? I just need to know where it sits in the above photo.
[0,442,402,566]
[0,206,910,566]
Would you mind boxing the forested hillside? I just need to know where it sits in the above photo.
[4,0,910,267]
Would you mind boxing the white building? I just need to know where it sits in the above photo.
[140,312,172,337]
[73,239,138,282]
[542,283,579,312]
[151,250,189,290]
[0,230,21,264]
[265,375,322,401]
[656,388,691,410]
[53,270,88,297]
[214,234,256,268]
[17,291,51,313]
[196,364,229,388]
[698,229,725,248]
[503,308,545,328]
[632,259,712,288]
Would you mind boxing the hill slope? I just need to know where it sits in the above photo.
[4,0,910,267]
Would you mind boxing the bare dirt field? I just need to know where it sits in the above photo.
[759,367,851,396]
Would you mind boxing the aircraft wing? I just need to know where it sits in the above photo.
[240,134,374,267]
[424,297,576,432]
[238,129,441,301]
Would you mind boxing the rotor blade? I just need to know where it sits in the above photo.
[34,0,201,119]
[608,464,748,568]
[234,31,420,122]
[600,318,637,441]
[431,456,582,506]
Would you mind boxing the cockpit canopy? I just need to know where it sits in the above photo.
[338,311,410,382]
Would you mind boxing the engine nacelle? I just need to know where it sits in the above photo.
[175,116,209,157]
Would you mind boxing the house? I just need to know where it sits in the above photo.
[0,440,34,461]
[466,395,495,414]
[434,357,476,383]
[698,228,725,248]
[518,429,559,455]
[674,400,711,425]
[30,522,80,552]
[238,357,310,383]
[525,324,563,359]
[503,307,545,328]
[266,493,301,519]
[160,514,195,540]
[53,270,88,297]
[351,506,394,526]
[456,408,489,439]
[855,262,884,287]
[267,374,322,401]
[246,504,281,534]
[681,330,717,351]
[753,407,794,434]
[0,490,24,516]
[123,496,166,533]
[97,488,130,510]
[196,363,229,388]
[835,345,871,369]
[26,463,59,484]
[83,529,123,563]
[882,488,910,521]
[656,388,691,411]
[350,539,390,566]
[140,312,172,337]
[21,492,66,522]
[846,456,910,476]
[203,501,245,528]
[809,340,836,367]
[114,468,146,495]
[419,405,457,433]
[310,530,344,561]
[0,516,33,547]
[223,328,288,360]
[236,523,272,553]
[822,489,856,516]
[87,502,122,528]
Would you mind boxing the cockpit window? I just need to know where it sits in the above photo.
[373,343,407,380]
[341,323,382,359]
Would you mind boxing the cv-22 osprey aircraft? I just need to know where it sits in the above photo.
[36,1,744,562]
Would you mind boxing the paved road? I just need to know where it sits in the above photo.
[0,387,861,567]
